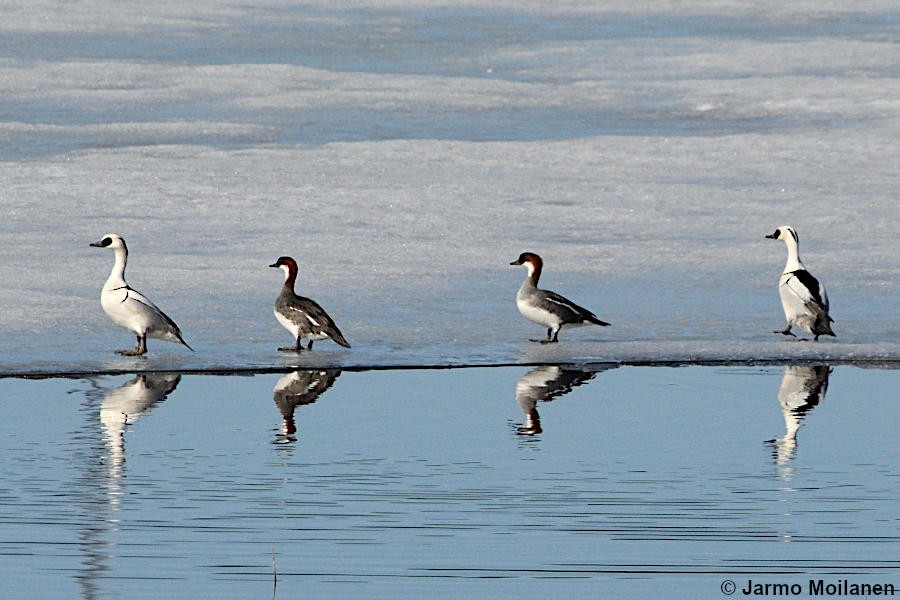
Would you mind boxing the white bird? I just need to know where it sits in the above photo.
[99,373,182,483]
[510,252,610,343]
[766,225,835,340]
[90,233,193,355]
[768,365,829,473]
[270,256,351,352]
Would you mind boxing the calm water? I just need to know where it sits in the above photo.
[0,365,897,599]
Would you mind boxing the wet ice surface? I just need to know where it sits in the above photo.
[0,365,897,599]
[0,0,898,374]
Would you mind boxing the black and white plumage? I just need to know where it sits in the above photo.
[269,256,351,352]
[273,369,341,436]
[90,233,193,356]
[516,365,598,406]
[510,252,610,343]
[515,365,597,435]
[767,365,830,471]
[766,226,835,341]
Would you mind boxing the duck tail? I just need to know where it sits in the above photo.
[330,328,351,348]
[586,314,611,327]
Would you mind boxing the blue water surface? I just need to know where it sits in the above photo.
[0,365,896,599]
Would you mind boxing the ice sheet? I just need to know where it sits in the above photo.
[0,0,897,374]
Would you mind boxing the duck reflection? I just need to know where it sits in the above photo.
[274,369,341,443]
[767,365,830,478]
[99,373,181,487]
[76,372,181,599]
[514,365,599,436]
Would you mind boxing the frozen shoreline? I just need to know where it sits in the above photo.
[4,340,898,379]
[1,1,897,377]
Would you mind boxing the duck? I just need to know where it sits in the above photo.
[768,365,830,472]
[510,252,610,343]
[90,233,193,356]
[269,256,351,351]
[766,225,835,340]
[514,365,598,435]
[273,369,341,437]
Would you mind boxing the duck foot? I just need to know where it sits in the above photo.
[117,334,147,356]
[116,348,146,356]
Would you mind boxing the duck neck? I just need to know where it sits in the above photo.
[783,238,803,272]
[522,261,541,288]
[281,265,298,292]
[105,247,128,289]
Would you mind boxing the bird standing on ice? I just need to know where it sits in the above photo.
[766,225,835,341]
[90,233,193,356]
[270,256,351,352]
[510,252,610,343]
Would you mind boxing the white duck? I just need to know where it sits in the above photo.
[768,365,829,474]
[766,226,835,341]
[90,233,193,355]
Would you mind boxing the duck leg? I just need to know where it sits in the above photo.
[533,327,559,344]
[774,325,797,338]
[279,336,304,353]
[530,328,552,343]
[117,333,148,356]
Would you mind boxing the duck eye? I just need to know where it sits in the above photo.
[101,237,113,247]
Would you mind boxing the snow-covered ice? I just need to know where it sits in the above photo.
[0,0,897,374]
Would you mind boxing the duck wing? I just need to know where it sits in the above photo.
[542,289,609,325]
[783,270,831,318]
[284,296,351,347]
[121,285,191,344]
